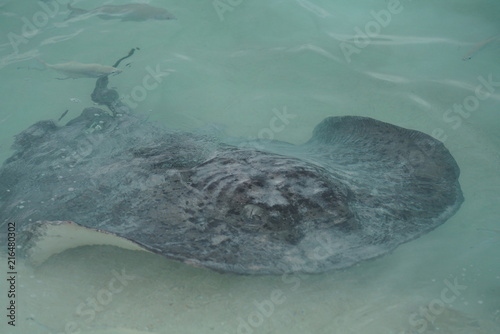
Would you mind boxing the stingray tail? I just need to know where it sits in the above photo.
[66,3,88,20]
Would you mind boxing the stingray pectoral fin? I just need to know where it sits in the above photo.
[21,221,150,266]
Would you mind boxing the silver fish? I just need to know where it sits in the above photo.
[37,58,122,79]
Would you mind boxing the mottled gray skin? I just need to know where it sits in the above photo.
[0,110,463,274]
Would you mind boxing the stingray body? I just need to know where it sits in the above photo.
[0,107,463,274]
[67,3,176,21]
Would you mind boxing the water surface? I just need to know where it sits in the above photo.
[0,0,499,333]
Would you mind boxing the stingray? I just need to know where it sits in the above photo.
[0,59,463,275]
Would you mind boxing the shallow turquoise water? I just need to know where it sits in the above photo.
[0,0,499,333]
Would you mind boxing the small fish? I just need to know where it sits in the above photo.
[67,3,176,21]
[36,58,122,79]
[463,35,500,61]
[58,109,69,122]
